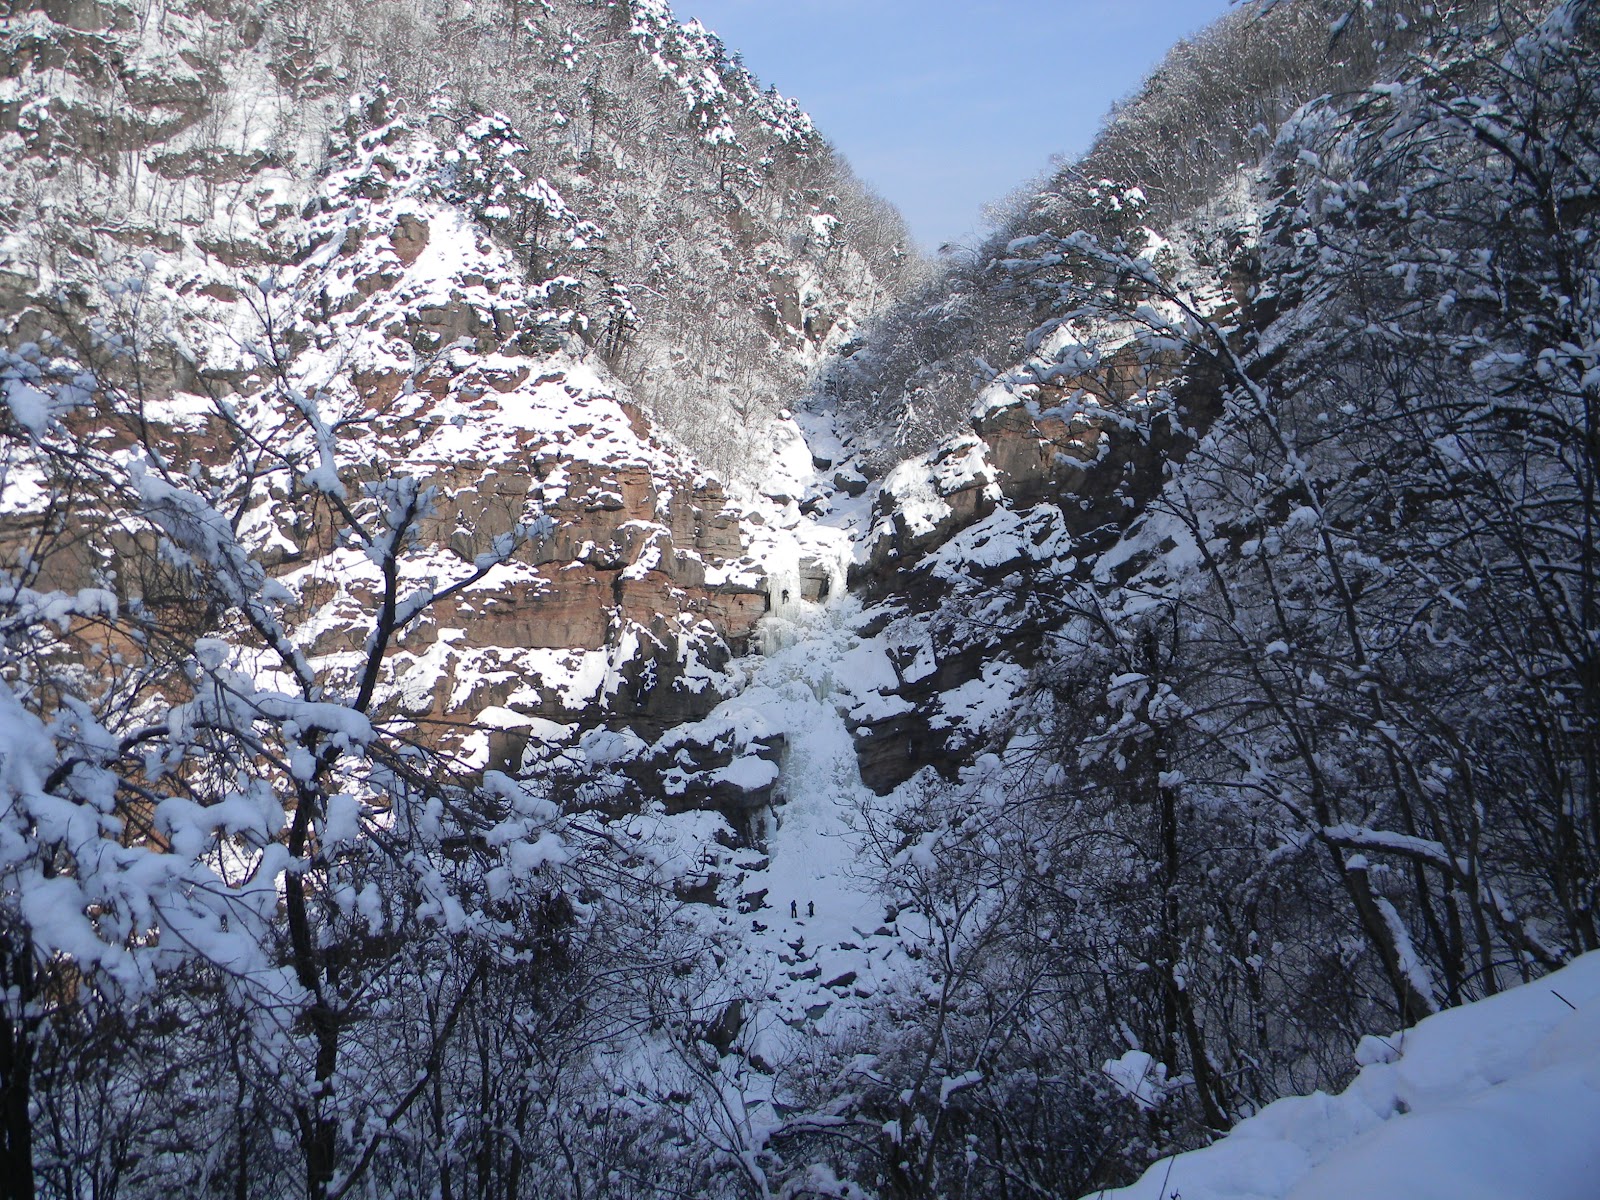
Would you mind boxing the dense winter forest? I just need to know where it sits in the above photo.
[1,0,1597,1197]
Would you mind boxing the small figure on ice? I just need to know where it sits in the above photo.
[790,899,798,919]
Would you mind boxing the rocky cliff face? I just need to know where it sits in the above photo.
[0,0,910,818]
[840,342,1227,792]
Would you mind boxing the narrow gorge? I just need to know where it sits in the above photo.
[3,1,1598,1198]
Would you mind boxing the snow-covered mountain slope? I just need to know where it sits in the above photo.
[0,0,918,476]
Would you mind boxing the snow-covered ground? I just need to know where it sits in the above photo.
[706,595,908,1045]
[1086,950,1600,1200]
[674,447,918,1051]
[549,414,916,1071]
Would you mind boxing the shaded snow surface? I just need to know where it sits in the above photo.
[1087,950,1600,1200]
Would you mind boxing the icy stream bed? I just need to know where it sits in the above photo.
[699,592,915,1059]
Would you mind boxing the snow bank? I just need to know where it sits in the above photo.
[1087,951,1600,1200]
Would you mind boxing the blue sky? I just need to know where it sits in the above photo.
[681,0,1237,251]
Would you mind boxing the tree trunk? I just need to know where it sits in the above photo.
[286,791,338,1200]
[0,945,37,1200]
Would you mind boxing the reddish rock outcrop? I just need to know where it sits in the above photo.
[846,347,1227,792]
